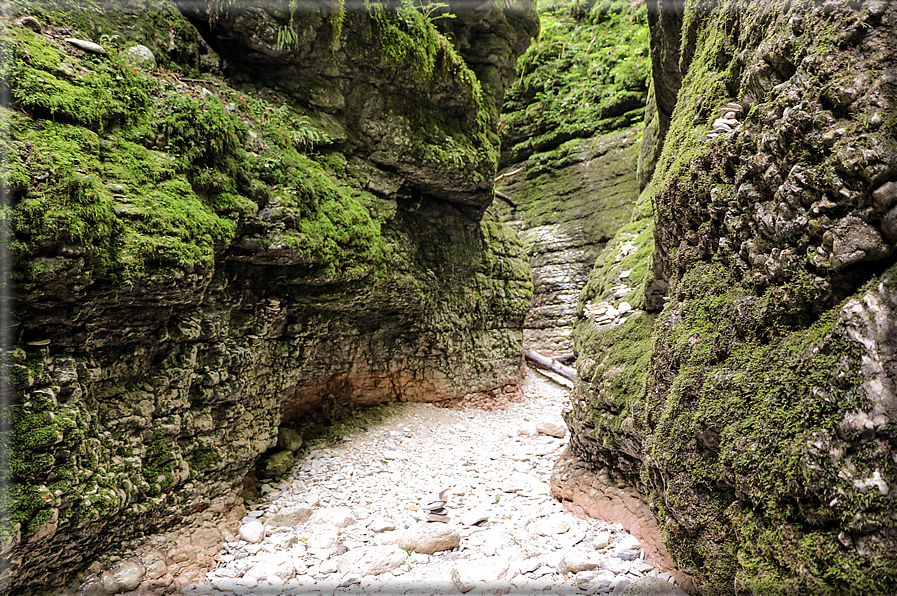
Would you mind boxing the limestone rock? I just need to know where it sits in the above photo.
[517,422,539,437]
[530,514,570,536]
[336,545,407,576]
[367,518,396,533]
[126,45,155,67]
[310,506,355,528]
[238,521,265,544]
[246,555,295,581]
[304,527,341,549]
[14,16,41,32]
[277,426,303,452]
[459,508,489,526]
[110,561,143,591]
[535,420,566,438]
[265,505,312,527]
[556,549,598,574]
[258,450,294,479]
[64,38,106,54]
[398,522,460,554]
[451,557,510,593]
[616,534,641,552]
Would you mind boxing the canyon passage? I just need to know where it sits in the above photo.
[4,0,896,594]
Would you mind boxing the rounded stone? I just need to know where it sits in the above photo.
[398,522,461,554]
[127,44,155,67]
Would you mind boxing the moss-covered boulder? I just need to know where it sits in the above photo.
[565,0,897,593]
[2,0,536,591]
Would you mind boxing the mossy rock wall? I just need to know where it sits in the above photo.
[496,0,649,354]
[566,0,897,593]
[3,0,536,591]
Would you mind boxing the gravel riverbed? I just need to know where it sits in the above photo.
[173,370,689,596]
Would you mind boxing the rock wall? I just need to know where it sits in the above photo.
[496,0,649,355]
[565,0,897,593]
[3,1,537,591]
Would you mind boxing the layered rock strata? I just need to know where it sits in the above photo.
[496,0,649,355]
[4,0,537,592]
[565,0,897,593]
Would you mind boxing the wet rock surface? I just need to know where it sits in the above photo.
[67,371,689,595]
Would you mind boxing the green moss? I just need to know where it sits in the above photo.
[5,9,387,283]
[502,0,649,162]
[366,0,440,80]
[643,263,893,592]
[190,446,221,472]
[576,311,655,413]
[0,21,152,128]
[581,216,654,309]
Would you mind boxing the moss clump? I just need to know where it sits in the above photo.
[366,0,441,80]
[644,262,895,593]
[0,21,153,128]
[501,0,649,164]
[3,13,385,283]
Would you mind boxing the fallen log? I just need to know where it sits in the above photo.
[495,190,518,209]
[524,349,576,381]
[554,352,576,365]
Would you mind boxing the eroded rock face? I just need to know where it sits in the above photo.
[496,3,649,354]
[6,1,536,592]
[180,0,538,212]
[565,0,897,593]
[500,129,642,354]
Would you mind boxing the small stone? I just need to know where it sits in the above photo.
[452,556,510,593]
[319,560,339,574]
[586,570,616,591]
[339,575,362,587]
[15,16,42,32]
[398,522,460,554]
[535,420,566,438]
[517,422,539,437]
[557,549,598,574]
[64,37,106,54]
[873,181,897,211]
[126,44,155,67]
[368,518,396,533]
[266,505,313,527]
[593,531,612,549]
[310,506,356,528]
[238,520,265,544]
[258,450,294,479]
[531,513,570,536]
[337,545,407,576]
[611,576,632,593]
[459,509,489,526]
[600,556,626,574]
[277,426,303,452]
[616,534,641,551]
[576,570,601,586]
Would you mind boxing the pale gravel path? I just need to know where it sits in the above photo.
[179,368,689,595]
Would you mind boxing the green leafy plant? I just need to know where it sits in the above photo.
[276,24,299,50]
